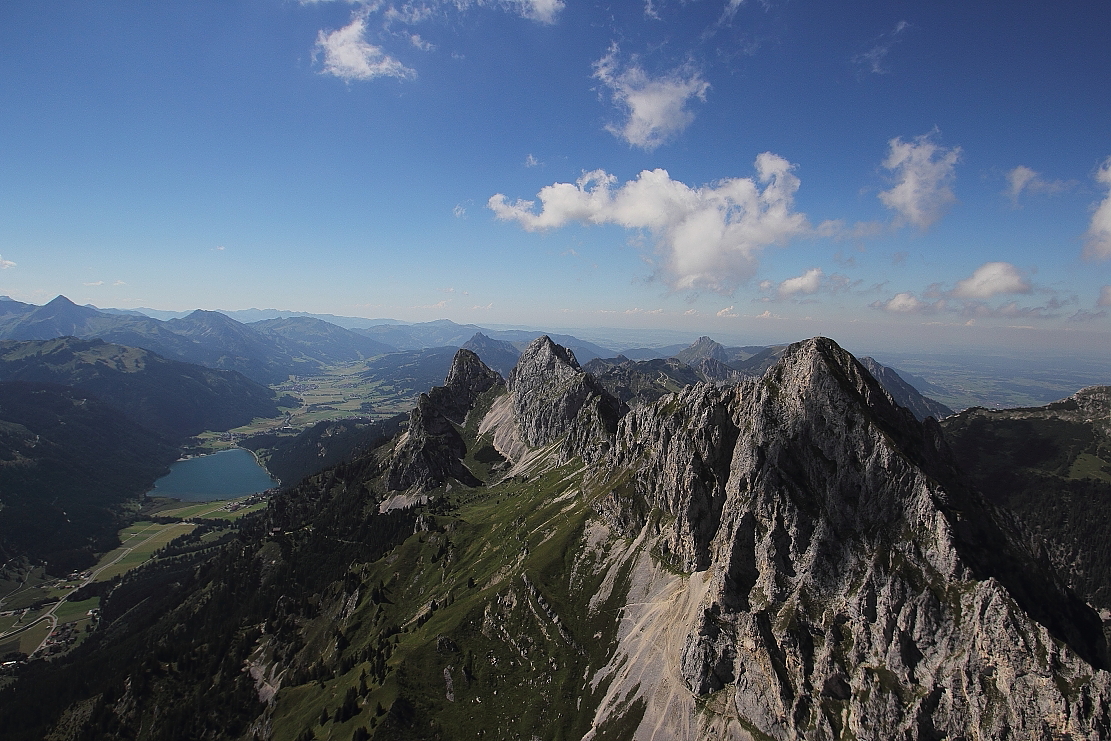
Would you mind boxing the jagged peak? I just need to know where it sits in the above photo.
[766,337,906,418]
[444,348,503,393]
[508,335,581,389]
[675,335,728,364]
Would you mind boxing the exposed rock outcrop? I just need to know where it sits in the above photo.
[589,337,1110,739]
[506,336,625,464]
[385,349,502,491]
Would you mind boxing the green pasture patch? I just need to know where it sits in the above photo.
[16,619,52,655]
[54,597,99,624]
[1069,453,1111,482]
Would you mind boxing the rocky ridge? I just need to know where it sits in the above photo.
[581,337,1109,739]
[859,355,954,421]
[503,335,625,465]
[384,348,502,491]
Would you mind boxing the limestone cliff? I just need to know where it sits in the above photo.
[385,348,502,491]
[505,335,625,464]
[586,337,1110,739]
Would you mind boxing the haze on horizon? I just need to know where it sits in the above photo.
[1,0,1109,357]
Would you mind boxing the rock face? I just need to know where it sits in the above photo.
[591,337,1110,739]
[385,349,502,491]
[859,355,954,421]
[506,336,625,464]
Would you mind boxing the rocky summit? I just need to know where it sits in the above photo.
[5,336,1109,741]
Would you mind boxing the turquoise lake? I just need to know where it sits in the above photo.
[149,448,277,502]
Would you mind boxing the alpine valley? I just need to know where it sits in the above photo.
[1,321,1109,741]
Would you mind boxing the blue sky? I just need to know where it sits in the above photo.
[1,0,1110,354]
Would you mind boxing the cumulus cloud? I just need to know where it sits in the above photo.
[778,267,823,297]
[951,262,1031,299]
[854,20,909,75]
[872,292,938,314]
[525,154,541,167]
[717,305,737,318]
[1005,165,1071,206]
[878,131,960,229]
[315,13,416,81]
[593,44,709,151]
[453,204,467,218]
[1099,285,1111,307]
[488,153,810,293]
[0,255,14,269]
[1083,156,1111,260]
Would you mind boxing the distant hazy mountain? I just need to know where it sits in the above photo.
[356,320,615,362]
[0,338,280,440]
[361,347,462,400]
[0,297,400,385]
[671,336,783,369]
[0,381,179,572]
[1,299,622,388]
[250,316,395,364]
[617,343,689,360]
[460,332,520,377]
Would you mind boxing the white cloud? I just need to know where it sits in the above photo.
[525,154,541,167]
[315,14,416,82]
[878,132,960,229]
[854,20,909,75]
[488,153,810,293]
[951,262,1031,299]
[83,281,104,286]
[453,204,467,218]
[593,44,709,151]
[1083,156,1111,260]
[414,299,449,309]
[720,0,745,22]
[1005,165,1071,205]
[778,267,823,297]
[505,0,564,24]
[383,4,435,26]
[716,305,737,318]
[409,33,434,51]
[873,292,937,314]
[1099,285,1111,307]
[0,255,14,269]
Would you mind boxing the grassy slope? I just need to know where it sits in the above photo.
[264,391,638,740]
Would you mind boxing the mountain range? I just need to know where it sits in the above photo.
[3,336,1108,739]
[0,337,280,440]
